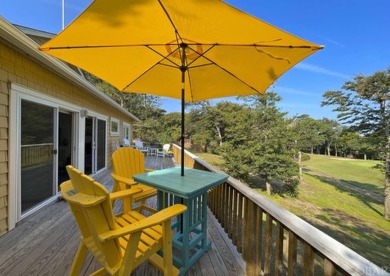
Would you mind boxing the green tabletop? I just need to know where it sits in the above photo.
[133,167,228,198]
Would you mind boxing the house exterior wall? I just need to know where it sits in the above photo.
[0,39,135,235]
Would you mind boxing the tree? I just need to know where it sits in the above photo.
[186,102,217,152]
[322,67,390,219]
[83,71,164,120]
[319,118,342,156]
[83,71,167,142]
[337,130,362,158]
[186,101,252,153]
[221,93,299,196]
[291,115,326,154]
[159,112,182,144]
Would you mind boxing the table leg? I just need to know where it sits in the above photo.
[202,194,211,251]
[157,191,164,211]
[181,198,190,274]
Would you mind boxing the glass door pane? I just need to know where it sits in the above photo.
[58,112,73,185]
[96,119,106,171]
[21,100,55,213]
[84,117,93,175]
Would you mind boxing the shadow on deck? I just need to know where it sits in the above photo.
[0,156,245,275]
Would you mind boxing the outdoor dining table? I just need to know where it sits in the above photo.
[133,166,228,275]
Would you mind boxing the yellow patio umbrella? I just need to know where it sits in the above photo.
[39,0,323,176]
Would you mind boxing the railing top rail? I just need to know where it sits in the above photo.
[21,143,54,147]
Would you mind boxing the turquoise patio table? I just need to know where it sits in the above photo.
[133,166,228,275]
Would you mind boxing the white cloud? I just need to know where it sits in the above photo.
[276,86,317,97]
[295,63,350,79]
[318,36,346,48]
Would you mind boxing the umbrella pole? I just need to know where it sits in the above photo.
[181,86,185,176]
[180,43,187,176]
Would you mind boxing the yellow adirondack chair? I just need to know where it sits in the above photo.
[61,165,186,276]
[111,147,157,213]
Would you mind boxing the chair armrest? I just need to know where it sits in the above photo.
[111,173,138,186]
[109,187,143,201]
[99,204,187,241]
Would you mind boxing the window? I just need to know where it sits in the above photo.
[123,123,131,141]
[110,117,120,136]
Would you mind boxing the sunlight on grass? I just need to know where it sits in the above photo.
[303,154,383,189]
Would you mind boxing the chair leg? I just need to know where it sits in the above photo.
[69,242,88,276]
[162,221,175,276]
[119,232,142,276]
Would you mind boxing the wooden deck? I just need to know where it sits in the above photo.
[0,156,245,275]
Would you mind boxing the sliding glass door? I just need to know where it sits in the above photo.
[85,117,106,175]
[20,100,56,213]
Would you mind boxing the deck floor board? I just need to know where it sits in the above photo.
[0,156,245,275]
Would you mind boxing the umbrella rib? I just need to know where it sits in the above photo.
[185,44,217,68]
[121,64,158,92]
[157,0,183,43]
[121,58,180,91]
[180,43,263,95]
[39,43,321,51]
[146,45,181,69]
[190,54,262,95]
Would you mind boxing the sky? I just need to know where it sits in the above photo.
[1,0,389,120]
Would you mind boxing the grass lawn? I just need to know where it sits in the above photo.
[303,154,383,196]
[192,152,224,167]
[194,152,390,271]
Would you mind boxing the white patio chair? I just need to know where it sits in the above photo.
[135,139,148,155]
[156,147,165,157]
[163,144,171,153]
[123,138,131,147]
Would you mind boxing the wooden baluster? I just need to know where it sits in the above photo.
[304,243,314,276]
[222,183,228,228]
[232,188,237,243]
[244,199,254,275]
[215,184,224,222]
[254,205,262,276]
[275,222,284,275]
[237,192,243,253]
[324,259,336,276]
[227,184,233,238]
[264,213,273,275]
[288,231,297,276]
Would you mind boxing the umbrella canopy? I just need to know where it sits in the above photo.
[39,0,323,175]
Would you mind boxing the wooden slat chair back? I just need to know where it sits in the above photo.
[111,147,157,213]
[61,165,186,276]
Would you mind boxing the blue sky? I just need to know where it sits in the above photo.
[1,0,389,119]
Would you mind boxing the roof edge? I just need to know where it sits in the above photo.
[0,17,140,122]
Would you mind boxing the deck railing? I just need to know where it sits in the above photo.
[171,144,389,276]
[21,143,53,167]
